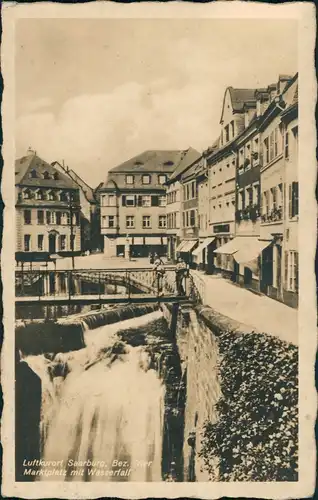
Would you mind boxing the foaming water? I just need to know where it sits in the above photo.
[26,312,166,482]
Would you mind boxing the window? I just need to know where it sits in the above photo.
[142,175,151,184]
[225,125,230,142]
[289,182,299,218]
[56,212,61,225]
[271,186,277,210]
[53,172,59,180]
[126,216,135,228]
[23,189,31,200]
[24,209,31,225]
[142,195,151,207]
[126,175,134,185]
[70,234,75,251]
[37,210,44,225]
[158,215,166,228]
[286,251,298,292]
[285,131,289,158]
[158,175,167,185]
[37,235,44,251]
[101,194,116,206]
[46,211,56,225]
[59,235,66,251]
[269,132,274,161]
[123,195,135,207]
[35,190,44,200]
[60,191,68,202]
[107,215,115,228]
[30,169,37,179]
[190,210,196,227]
[24,235,31,252]
[247,187,253,206]
[191,182,195,199]
[142,216,151,228]
[43,171,50,180]
[48,191,56,201]
[230,120,235,139]
[264,137,269,164]
[158,195,166,207]
[274,128,278,157]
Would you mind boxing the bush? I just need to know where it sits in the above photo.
[199,331,298,481]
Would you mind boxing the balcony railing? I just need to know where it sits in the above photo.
[235,204,260,223]
[261,207,283,223]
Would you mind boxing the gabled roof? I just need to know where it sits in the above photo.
[229,88,258,112]
[167,147,201,182]
[109,150,187,174]
[15,154,78,189]
[52,161,96,203]
[181,157,205,182]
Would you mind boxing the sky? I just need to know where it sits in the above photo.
[15,18,298,188]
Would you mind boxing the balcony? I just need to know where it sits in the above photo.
[235,204,260,224]
[261,207,283,224]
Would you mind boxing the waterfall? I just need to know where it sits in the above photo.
[24,311,169,482]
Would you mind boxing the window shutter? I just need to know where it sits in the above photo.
[294,182,299,216]
[295,252,299,292]
[151,195,159,207]
[284,251,289,288]
[288,184,292,219]
[122,195,126,206]
[46,211,51,224]
[137,195,142,207]
[56,212,61,225]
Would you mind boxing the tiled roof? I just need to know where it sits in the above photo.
[168,147,202,182]
[51,161,96,203]
[229,88,258,112]
[109,150,187,174]
[181,157,205,181]
[15,154,78,190]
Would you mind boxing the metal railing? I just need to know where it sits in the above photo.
[15,267,192,301]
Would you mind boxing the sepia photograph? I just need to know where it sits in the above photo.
[1,2,316,499]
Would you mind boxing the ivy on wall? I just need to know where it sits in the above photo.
[199,331,298,481]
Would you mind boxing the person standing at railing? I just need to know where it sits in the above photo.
[153,254,165,296]
[175,256,187,296]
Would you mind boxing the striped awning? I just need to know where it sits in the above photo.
[180,240,198,253]
[192,237,215,257]
[176,241,186,252]
[234,238,272,264]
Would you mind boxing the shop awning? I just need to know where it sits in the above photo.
[192,237,215,257]
[234,238,272,264]
[116,236,130,245]
[145,236,162,245]
[132,237,144,245]
[176,241,186,252]
[214,238,241,255]
[180,240,198,253]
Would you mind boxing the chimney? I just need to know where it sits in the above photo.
[27,147,36,156]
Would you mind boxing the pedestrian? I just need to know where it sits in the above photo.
[153,254,165,296]
[175,256,187,296]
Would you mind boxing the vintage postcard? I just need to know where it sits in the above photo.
[1,1,317,498]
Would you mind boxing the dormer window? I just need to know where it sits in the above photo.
[48,191,56,201]
[142,174,151,185]
[53,172,59,180]
[126,175,134,185]
[23,189,31,199]
[163,161,174,166]
[29,169,37,179]
[60,191,68,202]
[224,125,230,142]
[43,171,50,180]
[35,190,44,200]
[158,174,167,185]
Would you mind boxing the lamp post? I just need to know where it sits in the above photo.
[69,190,76,270]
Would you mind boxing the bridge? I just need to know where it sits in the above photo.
[15,267,196,306]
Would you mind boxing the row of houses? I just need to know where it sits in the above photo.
[15,72,298,307]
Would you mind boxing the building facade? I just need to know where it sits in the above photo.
[98,150,188,258]
[165,148,201,262]
[52,161,100,252]
[15,151,81,261]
